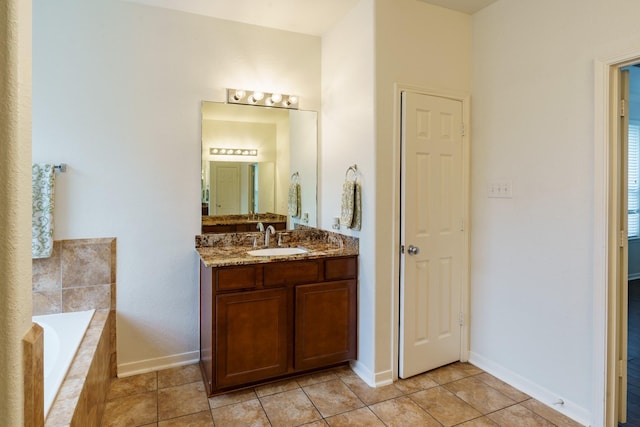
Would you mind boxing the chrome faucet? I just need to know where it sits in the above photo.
[256,222,265,232]
[264,225,276,247]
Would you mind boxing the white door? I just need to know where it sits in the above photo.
[400,91,465,378]
[212,163,241,215]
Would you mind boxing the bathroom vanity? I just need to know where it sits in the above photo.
[196,229,358,396]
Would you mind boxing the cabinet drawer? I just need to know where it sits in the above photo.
[263,260,320,286]
[216,266,257,291]
[325,257,357,281]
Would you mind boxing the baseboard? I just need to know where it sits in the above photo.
[469,352,592,427]
[117,351,200,378]
[350,360,393,388]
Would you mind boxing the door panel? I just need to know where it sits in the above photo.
[294,280,357,370]
[216,289,288,387]
[212,163,241,215]
[400,91,464,378]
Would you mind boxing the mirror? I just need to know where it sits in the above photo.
[201,101,317,231]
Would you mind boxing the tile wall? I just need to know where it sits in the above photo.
[32,237,117,375]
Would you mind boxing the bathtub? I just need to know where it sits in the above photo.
[33,309,95,418]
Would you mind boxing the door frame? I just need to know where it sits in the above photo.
[594,50,640,426]
[392,84,471,380]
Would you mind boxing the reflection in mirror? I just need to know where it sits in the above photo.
[201,101,317,232]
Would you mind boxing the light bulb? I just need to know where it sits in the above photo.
[233,90,245,101]
[252,91,264,101]
[270,93,282,103]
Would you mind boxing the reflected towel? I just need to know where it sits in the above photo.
[32,164,55,259]
[288,183,301,218]
[340,181,356,227]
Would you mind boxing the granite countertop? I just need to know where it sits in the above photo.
[202,213,287,226]
[195,227,359,268]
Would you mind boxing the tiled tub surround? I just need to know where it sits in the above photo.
[196,227,359,267]
[44,310,112,427]
[32,238,116,426]
[32,238,116,316]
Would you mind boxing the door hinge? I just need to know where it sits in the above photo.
[459,312,464,326]
[461,123,466,136]
[460,218,465,231]
[620,230,626,248]
[619,359,626,378]
[400,245,405,255]
[621,99,627,117]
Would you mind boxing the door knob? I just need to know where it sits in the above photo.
[407,245,420,255]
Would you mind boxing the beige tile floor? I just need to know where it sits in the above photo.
[101,362,584,427]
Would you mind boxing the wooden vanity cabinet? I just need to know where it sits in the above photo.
[199,255,357,396]
[202,220,286,234]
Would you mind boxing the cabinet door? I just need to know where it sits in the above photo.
[295,280,357,370]
[216,288,288,388]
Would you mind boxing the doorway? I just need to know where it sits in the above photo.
[396,87,471,379]
[620,64,640,426]
[595,53,640,426]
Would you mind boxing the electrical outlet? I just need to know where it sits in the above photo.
[488,181,512,198]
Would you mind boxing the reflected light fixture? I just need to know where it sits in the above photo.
[210,147,258,156]
[227,88,299,110]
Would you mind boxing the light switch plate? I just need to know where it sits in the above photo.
[488,182,512,198]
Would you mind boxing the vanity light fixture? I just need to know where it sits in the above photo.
[227,88,299,110]
[210,147,258,156]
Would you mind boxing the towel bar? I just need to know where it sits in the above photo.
[345,164,358,180]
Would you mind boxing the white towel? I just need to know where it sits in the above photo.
[32,164,55,259]
[340,181,356,227]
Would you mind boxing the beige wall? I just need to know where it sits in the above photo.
[0,0,32,424]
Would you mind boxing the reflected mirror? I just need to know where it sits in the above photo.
[201,101,317,231]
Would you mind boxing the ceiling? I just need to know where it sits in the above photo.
[124,0,498,36]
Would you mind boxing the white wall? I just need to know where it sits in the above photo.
[321,0,376,381]
[289,110,318,227]
[472,0,640,423]
[375,0,471,380]
[32,0,320,373]
[321,0,471,385]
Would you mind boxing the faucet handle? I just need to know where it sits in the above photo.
[245,234,258,248]
[277,232,291,247]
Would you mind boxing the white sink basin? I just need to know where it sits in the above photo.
[247,247,308,256]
